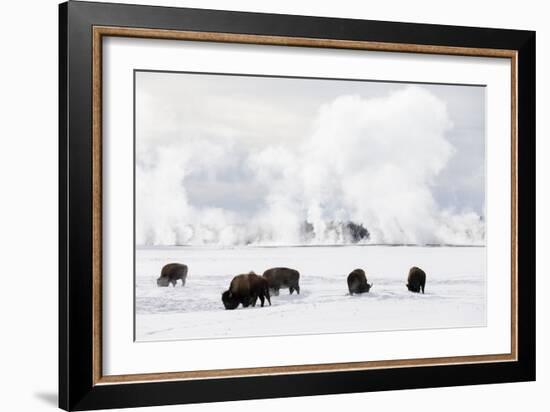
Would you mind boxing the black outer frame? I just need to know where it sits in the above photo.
[59,1,535,410]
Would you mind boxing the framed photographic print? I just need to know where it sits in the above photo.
[59,1,536,410]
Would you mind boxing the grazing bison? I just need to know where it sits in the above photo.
[156,263,188,287]
[407,266,426,293]
[222,272,271,310]
[347,269,372,294]
[262,267,300,295]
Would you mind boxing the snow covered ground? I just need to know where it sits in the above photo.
[135,245,486,341]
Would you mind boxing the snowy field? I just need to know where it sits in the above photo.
[135,245,486,341]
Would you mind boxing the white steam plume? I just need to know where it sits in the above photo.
[136,85,485,246]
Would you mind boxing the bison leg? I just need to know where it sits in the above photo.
[180,278,186,287]
[289,287,294,295]
[265,290,271,306]
[242,299,250,308]
[421,283,425,294]
[295,285,300,294]
[250,295,258,307]
[259,295,265,307]
[171,280,177,287]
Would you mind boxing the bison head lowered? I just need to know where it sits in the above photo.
[156,277,171,287]
[221,290,240,310]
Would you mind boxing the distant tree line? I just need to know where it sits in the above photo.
[300,220,370,243]
[345,221,370,242]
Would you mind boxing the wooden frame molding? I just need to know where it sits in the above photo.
[91,25,518,386]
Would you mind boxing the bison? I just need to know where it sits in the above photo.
[347,268,372,294]
[262,267,300,296]
[156,263,188,287]
[222,272,271,310]
[407,266,426,293]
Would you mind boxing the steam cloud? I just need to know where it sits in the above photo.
[136,86,485,246]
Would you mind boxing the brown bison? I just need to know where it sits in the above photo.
[407,266,426,293]
[222,272,271,310]
[347,269,372,294]
[156,263,188,287]
[262,267,300,295]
